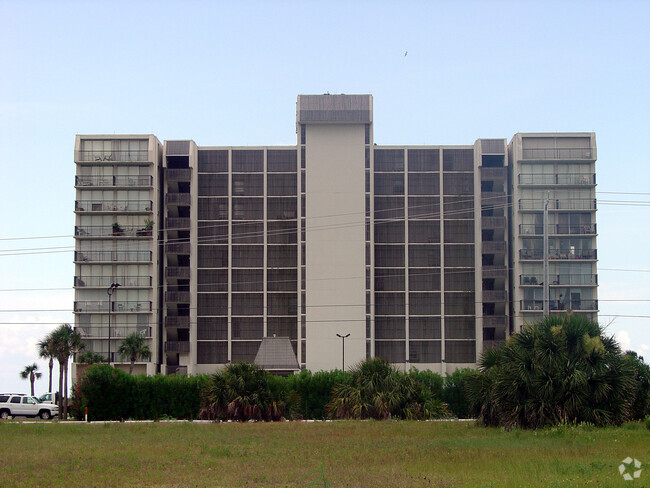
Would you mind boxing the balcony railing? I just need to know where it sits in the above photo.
[76,326,151,339]
[480,167,507,179]
[166,168,192,181]
[519,249,597,260]
[165,316,190,328]
[74,276,152,288]
[482,241,506,253]
[165,341,190,353]
[74,250,152,262]
[519,224,597,236]
[521,148,593,160]
[165,193,191,205]
[482,216,506,229]
[75,200,152,212]
[166,242,191,254]
[165,267,190,279]
[518,199,596,211]
[518,174,595,186]
[74,301,152,313]
[481,192,507,206]
[520,300,598,311]
[482,266,507,278]
[520,274,598,286]
[165,291,191,303]
[75,225,153,237]
[166,365,188,375]
[483,290,507,302]
[482,315,507,328]
[75,175,152,187]
[77,150,149,162]
[165,218,191,230]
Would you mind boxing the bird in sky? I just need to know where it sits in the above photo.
[404,51,408,56]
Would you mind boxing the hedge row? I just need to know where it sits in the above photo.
[71,364,475,421]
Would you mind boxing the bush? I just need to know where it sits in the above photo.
[285,369,351,419]
[199,362,296,421]
[441,368,477,419]
[465,315,637,428]
[70,364,209,421]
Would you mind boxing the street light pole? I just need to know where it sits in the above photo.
[107,282,120,365]
[336,333,350,370]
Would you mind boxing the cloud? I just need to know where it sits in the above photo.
[641,344,649,351]
[616,330,631,350]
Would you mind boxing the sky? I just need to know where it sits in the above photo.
[0,0,648,396]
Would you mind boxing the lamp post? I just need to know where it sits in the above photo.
[336,333,350,371]
[107,282,120,364]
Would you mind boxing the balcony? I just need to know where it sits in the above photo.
[518,174,595,186]
[164,341,190,353]
[481,192,507,206]
[521,148,593,160]
[76,326,151,339]
[74,250,152,263]
[520,299,598,311]
[76,150,149,163]
[166,365,188,375]
[482,241,506,253]
[518,199,596,211]
[74,276,152,288]
[482,216,506,229]
[75,175,152,187]
[166,168,192,181]
[165,218,191,230]
[166,242,191,254]
[75,225,153,238]
[480,167,507,179]
[482,266,507,279]
[165,193,191,205]
[165,316,190,328]
[165,291,191,303]
[165,267,191,279]
[519,249,597,260]
[482,315,507,328]
[520,274,598,286]
[519,224,597,236]
[483,290,507,302]
[74,301,152,313]
[75,200,152,213]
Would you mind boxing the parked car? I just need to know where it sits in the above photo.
[37,392,58,405]
[0,394,59,420]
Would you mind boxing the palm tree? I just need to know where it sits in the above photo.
[37,336,56,393]
[117,333,151,374]
[20,363,42,396]
[49,324,84,419]
[465,314,636,428]
[77,350,105,364]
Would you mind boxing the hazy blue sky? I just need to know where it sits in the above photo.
[1,0,648,395]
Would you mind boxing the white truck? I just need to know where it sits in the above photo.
[0,394,59,420]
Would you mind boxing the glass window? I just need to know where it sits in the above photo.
[232,269,263,292]
[408,149,439,172]
[444,221,474,243]
[443,149,474,171]
[232,150,263,172]
[198,246,228,268]
[267,317,298,339]
[231,341,261,362]
[408,245,441,267]
[375,245,405,267]
[197,342,228,364]
[232,198,263,220]
[232,294,264,316]
[232,317,263,339]
[197,293,228,315]
[232,246,264,267]
[198,174,228,196]
[410,317,441,339]
[268,197,297,219]
[445,340,476,363]
[268,221,298,244]
[445,317,475,339]
[374,197,404,220]
[267,150,297,172]
[197,317,228,340]
[197,269,228,292]
[198,150,228,173]
[375,221,405,243]
[232,221,264,244]
[443,173,474,195]
[375,341,405,363]
[198,198,228,220]
[267,245,297,268]
[408,269,441,291]
[375,292,405,315]
[408,173,440,195]
[444,292,475,315]
[409,341,441,363]
[374,149,404,172]
[375,269,405,291]
[409,292,441,315]
[408,221,440,243]
[375,316,405,339]
[232,174,263,196]
[374,173,404,195]
[268,174,297,196]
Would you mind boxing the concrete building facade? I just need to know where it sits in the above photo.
[72,94,598,377]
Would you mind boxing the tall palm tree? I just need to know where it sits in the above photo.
[50,324,84,419]
[20,363,42,396]
[117,333,151,374]
[37,336,56,392]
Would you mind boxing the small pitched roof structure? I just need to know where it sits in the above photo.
[254,336,300,374]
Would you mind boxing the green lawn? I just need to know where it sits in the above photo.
[0,420,648,487]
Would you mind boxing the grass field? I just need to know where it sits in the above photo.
[0,420,648,488]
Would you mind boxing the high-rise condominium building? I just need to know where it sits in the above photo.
[72,94,598,377]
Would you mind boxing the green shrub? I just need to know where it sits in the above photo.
[285,369,351,419]
[71,364,209,421]
[645,415,650,430]
[441,368,477,419]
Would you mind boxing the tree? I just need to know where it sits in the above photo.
[117,333,151,374]
[49,324,84,419]
[200,362,296,421]
[77,350,105,364]
[465,314,636,428]
[20,363,42,396]
[327,358,449,420]
[37,336,56,393]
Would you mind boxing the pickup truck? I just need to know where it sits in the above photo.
[0,394,59,420]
